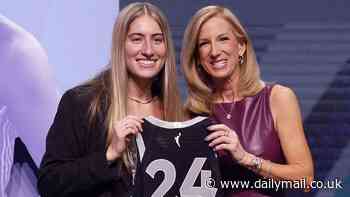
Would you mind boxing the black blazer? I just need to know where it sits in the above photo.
[38,86,132,197]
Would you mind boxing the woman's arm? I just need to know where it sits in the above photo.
[37,90,122,197]
[241,85,314,184]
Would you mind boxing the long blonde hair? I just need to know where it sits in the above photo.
[181,5,262,115]
[85,2,183,173]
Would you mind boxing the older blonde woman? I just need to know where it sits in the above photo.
[181,5,314,196]
[38,2,183,197]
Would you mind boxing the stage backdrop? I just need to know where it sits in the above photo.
[125,1,350,197]
[0,1,118,196]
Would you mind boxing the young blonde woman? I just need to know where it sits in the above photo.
[38,2,183,197]
[181,5,314,196]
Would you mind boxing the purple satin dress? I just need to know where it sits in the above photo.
[212,84,286,197]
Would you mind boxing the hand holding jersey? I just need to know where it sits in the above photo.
[206,124,270,174]
[206,124,246,163]
[106,115,144,161]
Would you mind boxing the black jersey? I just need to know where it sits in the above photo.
[133,116,222,197]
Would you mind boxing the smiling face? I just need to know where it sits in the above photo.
[197,16,246,81]
[125,15,166,80]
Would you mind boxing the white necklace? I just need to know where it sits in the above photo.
[218,102,234,119]
[218,93,235,119]
[128,96,154,104]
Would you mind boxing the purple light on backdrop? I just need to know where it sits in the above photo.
[0,1,119,196]
[0,15,58,196]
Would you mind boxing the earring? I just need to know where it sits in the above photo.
[239,55,244,65]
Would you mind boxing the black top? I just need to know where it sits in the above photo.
[38,86,132,197]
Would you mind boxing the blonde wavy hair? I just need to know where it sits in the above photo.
[85,2,183,173]
[181,5,263,115]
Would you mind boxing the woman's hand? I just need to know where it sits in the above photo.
[206,124,246,163]
[106,115,144,162]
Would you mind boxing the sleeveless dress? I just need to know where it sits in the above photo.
[211,84,287,197]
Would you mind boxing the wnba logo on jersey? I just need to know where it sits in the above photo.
[134,116,223,197]
[174,132,182,148]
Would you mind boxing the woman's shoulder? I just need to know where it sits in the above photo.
[60,84,100,111]
[270,84,299,109]
[270,84,296,99]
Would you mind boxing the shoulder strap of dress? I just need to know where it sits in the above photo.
[264,82,277,96]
